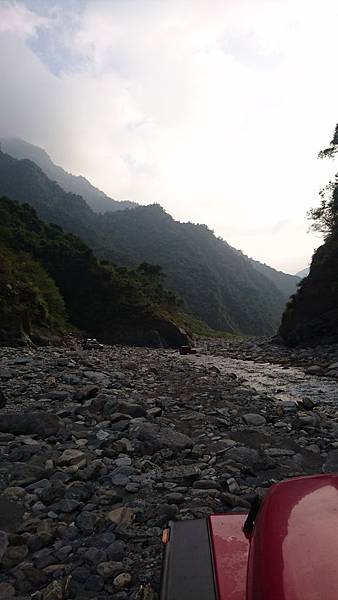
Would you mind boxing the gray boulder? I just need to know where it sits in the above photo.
[0,413,62,437]
[131,422,193,453]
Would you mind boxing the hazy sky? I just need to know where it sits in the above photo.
[1,0,338,273]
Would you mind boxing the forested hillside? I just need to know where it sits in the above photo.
[99,205,288,334]
[0,197,189,347]
[0,137,136,214]
[0,150,289,335]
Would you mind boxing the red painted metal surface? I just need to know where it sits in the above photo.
[209,514,249,600]
[247,473,338,600]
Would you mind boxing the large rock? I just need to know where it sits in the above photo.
[0,413,62,437]
[117,400,147,418]
[131,422,193,453]
[243,413,266,426]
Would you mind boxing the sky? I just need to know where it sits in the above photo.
[1,0,338,274]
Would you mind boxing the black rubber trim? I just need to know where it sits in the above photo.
[243,495,261,535]
[160,519,217,600]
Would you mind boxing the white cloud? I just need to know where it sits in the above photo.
[1,0,338,272]
[0,0,49,36]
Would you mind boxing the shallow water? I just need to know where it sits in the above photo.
[186,354,338,405]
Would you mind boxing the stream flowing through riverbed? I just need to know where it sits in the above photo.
[186,354,338,405]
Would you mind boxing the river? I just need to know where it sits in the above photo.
[185,354,338,405]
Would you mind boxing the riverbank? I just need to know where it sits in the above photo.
[0,339,338,599]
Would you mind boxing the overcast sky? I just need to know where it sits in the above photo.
[1,0,338,273]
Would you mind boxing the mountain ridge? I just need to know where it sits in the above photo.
[0,137,137,214]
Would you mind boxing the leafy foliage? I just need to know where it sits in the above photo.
[0,241,67,341]
[0,197,187,346]
[309,124,338,237]
[308,177,338,237]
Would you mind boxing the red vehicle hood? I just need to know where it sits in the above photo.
[247,473,338,600]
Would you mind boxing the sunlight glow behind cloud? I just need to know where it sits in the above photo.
[1,0,338,273]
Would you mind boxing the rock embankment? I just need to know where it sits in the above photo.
[0,341,338,599]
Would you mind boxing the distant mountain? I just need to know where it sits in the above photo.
[0,137,137,214]
[0,149,291,336]
[295,267,310,278]
[239,254,300,300]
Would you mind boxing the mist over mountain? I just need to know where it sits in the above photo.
[0,138,136,215]
[295,267,310,278]
[0,148,293,336]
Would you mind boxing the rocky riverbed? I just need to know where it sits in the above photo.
[1,338,338,599]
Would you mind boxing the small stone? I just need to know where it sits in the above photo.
[97,561,124,578]
[300,398,315,410]
[115,456,132,467]
[3,486,26,498]
[306,444,321,453]
[226,477,240,494]
[265,448,295,457]
[165,492,184,504]
[193,480,221,490]
[131,422,193,453]
[74,385,99,402]
[297,414,319,428]
[54,499,82,513]
[96,430,110,441]
[222,493,250,509]
[243,413,266,426]
[75,511,95,535]
[0,582,15,597]
[125,483,139,493]
[305,366,323,375]
[113,572,132,590]
[84,547,107,564]
[106,541,126,561]
[58,449,86,467]
[112,474,130,486]
[117,400,147,418]
[41,579,66,600]
[85,574,104,591]
[5,544,28,563]
[55,545,72,561]
[108,507,134,525]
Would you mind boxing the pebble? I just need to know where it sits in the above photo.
[113,572,132,589]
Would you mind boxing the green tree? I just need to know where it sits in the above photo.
[308,124,338,237]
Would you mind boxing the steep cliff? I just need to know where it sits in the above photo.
[279,237,338,345]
